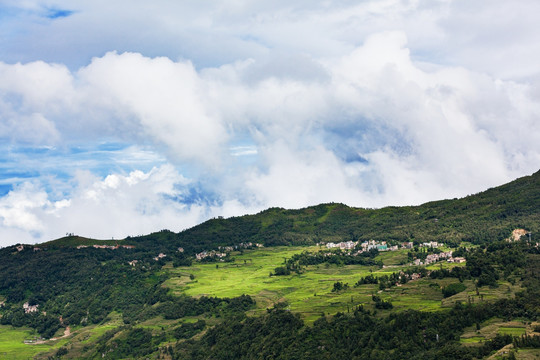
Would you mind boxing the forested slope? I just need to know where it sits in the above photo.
[167,169,540,252]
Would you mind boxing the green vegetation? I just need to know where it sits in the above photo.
[0,170,539,358]
[460,336,485,344]
[41,235,120,248]
[442,282,467,298]
[166,246,445,322]
[161,169,540,253]
[498,327,527,336]
[0,325,61,359]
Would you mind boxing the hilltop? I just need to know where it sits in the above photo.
[40,168,540,254]
[144,168,540,251]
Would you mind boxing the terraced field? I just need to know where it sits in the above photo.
[0,326,63,359]
[0,244,531,359]
[164,246,505,323]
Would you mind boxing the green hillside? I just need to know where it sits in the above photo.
[0,170,539,359]
[41,236,120,248]
[39,169,540,254]
[141,168,540,253]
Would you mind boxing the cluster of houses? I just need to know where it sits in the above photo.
[217,242,264,252]
[14,244,43,252]
[420,241,441,248]
[408,272,423,281]
[76,244,135,250]
[325,241,357,250]
[3,300,42,314]
[397,271,423,283]
[195,242,264,261]
[411,242,465,265]
[127,253,167,265]
[323,240,414,254]
[359,240,398,252]
[23,302,39,314]
[412,251,465,266]
[196,250,228,260]
[322,239,467,266]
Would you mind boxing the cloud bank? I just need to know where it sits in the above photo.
[1,1,540,246]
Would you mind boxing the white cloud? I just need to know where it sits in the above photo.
[0,61,72,145]
[0,112,60,145]
[0,166,205,247]
[1,32,539,196]
[229,31,540,208]
[0,61,74,109]
[0,53,229,165]
[0,182,49,235]
[2,0,539,80]
[1,1,540,246]
[245,143,368,209]
[77,52,228,166]
[1,33,538,184]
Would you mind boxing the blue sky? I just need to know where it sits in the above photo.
[1,0,540,246]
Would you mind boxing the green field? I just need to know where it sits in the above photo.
[498,327,527,336]
[460,336,485,344]
[460,318,533,349]
[512,349,540,360]
[0,325,59,360]
[165,246,469,322]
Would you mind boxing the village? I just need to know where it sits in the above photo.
[323,239,465,265]
[195,242,264,260]
[189,238,466,266]
[76,244,135,250]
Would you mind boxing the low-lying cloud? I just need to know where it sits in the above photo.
[1,28,540,246]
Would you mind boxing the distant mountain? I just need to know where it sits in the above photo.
[125,169,540,254]
[37,169,540,254]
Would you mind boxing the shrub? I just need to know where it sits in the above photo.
[442,282,467,298]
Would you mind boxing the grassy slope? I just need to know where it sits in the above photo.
[460,318,540,360]
[164,246,517,324]
[0,250,528,359]
[0,326,65,359]
[40,236,121,248]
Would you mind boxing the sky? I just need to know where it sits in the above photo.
[1,0,540,247]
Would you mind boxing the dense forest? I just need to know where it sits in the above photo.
[0,170,539,359]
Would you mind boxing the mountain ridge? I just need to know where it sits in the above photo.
[28,168,540,254]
